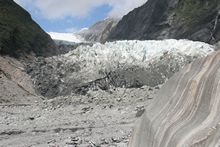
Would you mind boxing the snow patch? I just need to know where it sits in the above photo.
[48,32,84,43]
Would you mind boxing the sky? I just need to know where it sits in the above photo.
[14,0,147,33]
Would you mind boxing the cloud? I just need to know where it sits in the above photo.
[107,0,147,18]
[65,27,79,33]
[14,0,147,19]
[15,0,34,8]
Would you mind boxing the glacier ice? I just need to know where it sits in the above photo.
[63,39,213,83]
[28,39,214,97]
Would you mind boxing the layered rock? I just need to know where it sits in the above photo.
[0,0,57,57]
[109,0,220,44]
[129,50,220,147]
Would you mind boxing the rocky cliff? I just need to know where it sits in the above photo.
[0,0,57,57]
[109,0,220,44]
[78,18,119,43]
[129,50,220,147]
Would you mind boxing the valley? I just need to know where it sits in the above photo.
[1,0,220,147]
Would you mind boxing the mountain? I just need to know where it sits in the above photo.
[0,0,57,57]
[78,18,119,43]
[129,49,220,147]
[108,0,220,44]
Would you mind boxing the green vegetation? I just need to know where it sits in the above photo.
[175,0,220,27]
[0,0,55,57]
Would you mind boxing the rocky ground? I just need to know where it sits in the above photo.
[0,86,159,147]
[0,52,159,147]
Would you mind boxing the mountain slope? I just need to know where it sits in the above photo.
[0,0,57,57]
[129,50,220,147]
[0,56,38,103]
[78,18,119,43]
[109,0,220,44]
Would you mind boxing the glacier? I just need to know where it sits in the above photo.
[48,32,84,43]
[27,39,214,97]
[66,39,213,70]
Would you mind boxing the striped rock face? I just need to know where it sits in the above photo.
[129,50,220,147]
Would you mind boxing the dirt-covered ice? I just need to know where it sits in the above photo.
[27,40,213,98]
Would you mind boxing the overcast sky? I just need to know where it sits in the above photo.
[15,0,147,32]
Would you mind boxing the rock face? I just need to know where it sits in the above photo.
[129,50,220,147]
[0,56,38,103]
[78,18,119,43]
[26,39,213,98]
[109,0,220,44]
[0,0,57,57]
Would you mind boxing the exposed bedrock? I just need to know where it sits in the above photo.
[0,56,38,103]
[109,0,220,44]
[77,18,119,43]
[129,50,220,147]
